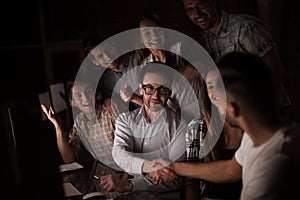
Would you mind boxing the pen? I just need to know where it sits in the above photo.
[93,175,100,180]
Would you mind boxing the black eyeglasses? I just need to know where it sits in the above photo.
[185,0,208,16]
[142,85,171,96]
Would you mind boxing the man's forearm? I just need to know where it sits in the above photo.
[171,159,241,183]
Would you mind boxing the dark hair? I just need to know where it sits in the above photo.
[66,78,75,103]
[82,34,130,69]
[65,77,95,103]
[199,72,229,162]
[218,52,276,112]
[135,13,161,66]
[137,12,162,26]
[140,61,173,87]
[135,13,178,68]
[81,35,107,56]
[65,77,104,119]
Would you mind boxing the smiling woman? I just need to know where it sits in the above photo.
[205,70,226,115]
[1,1,299,199]
[134,12,182,69]
[127,13,204,123]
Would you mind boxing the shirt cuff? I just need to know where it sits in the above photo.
[130,157,146,175]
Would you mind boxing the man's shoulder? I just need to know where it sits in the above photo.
[123,52,137,69]
[167,108,188,129]
[228,12,263,27]
[98,105,115,122]
[281,123,300,143]
[281,123,300,159]
[116,107,141,123]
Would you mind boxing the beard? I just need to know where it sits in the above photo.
[226,114,240,129]
[150,104,164,112]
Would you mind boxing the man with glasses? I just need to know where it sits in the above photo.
[105,63,187,199]
[182,0,291,117]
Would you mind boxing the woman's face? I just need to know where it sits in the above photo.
[206,70,226,112]
[139,18,166,50]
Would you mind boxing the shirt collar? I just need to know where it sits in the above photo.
[216,10,229,36]
[81,105,105,125]
[136,104,169,124]
[207,10,228,36]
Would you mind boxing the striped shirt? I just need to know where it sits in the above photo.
[112,105,187,192]
[185,115,206,162]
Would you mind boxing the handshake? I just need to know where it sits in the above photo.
[99,158,179,194]
[142,158,178,184]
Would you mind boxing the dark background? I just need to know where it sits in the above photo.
[0,0,299,198]
[0,0,299,123]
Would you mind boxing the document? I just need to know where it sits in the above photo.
[38,91,51,121]
[59,162,84,173]
[50,82,67,113]
[82,192,106,199]
[63,182,82,198]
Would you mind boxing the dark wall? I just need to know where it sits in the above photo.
[0,99,64,199]
[0,0,299,120]
[0,0,299,196]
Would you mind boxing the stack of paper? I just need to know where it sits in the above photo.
[63,182,82,198]
[59,162,84,173]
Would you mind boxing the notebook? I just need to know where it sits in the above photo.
[63,182,82,198]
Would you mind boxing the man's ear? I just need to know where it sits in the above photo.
[70,99,77,107]
[139,84,143,96]
[227,101,240,118]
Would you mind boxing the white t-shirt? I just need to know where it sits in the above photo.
[235,125,299,199]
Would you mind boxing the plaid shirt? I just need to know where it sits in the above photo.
[196,11,276,63]
[195,11,292,108]
[70,105,122,171]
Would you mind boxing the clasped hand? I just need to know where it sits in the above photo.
[100,172,132,193]
[142,158,178,184]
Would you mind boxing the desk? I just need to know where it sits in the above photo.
[60,162,113,200]
[61,162,91,195]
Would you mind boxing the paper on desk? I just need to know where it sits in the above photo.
[63,182,82,197]
[59,162,83,173]
[50,82,67,113]
[38,91,51,121]
[82,191,106,200]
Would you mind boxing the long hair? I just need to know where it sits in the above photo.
[199,79,225,162]
[134,13,179,70]
[200,72,243,162]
